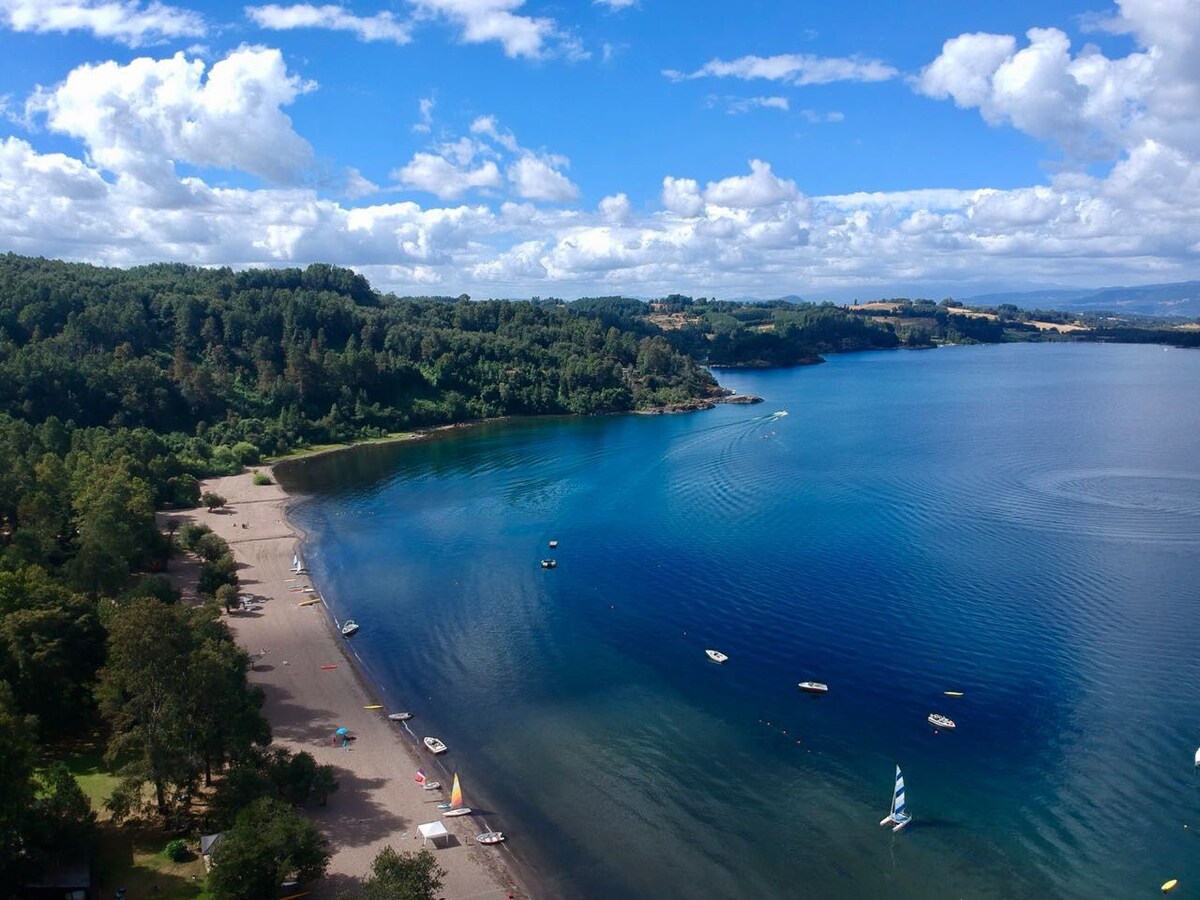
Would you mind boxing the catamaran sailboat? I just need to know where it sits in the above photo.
[879,765,911,832]
[439,773,472,817]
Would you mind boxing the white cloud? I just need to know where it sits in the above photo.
[661,175,702,217]
[0,0,205,45]
[704,160,798,209]
[665,52,897,86]
[594,0,637,9]
[915,2,1200,161]
[410,0,584,60]
[508,154,579,202]
[246,4,411,43]
[393,152,502,199]
[413,97,435,133]
[27,47,316,189]
[598,192,631,222]
[715,95,789,115]
[799,109,843,123]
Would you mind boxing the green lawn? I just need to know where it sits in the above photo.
[42,739,210,899]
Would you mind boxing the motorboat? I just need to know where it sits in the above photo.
[540,559,557,569]
[705,649,728,664]
[548,540,558,548]
[797,681,829,693]
[477,831,506,844]
[927,713,956,730]
[341,620,359,636]
[388,712,413,721]
[423,736,448,754]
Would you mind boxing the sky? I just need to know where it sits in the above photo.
[1,0,1198,301]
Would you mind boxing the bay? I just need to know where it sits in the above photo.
[280,343,1200,899]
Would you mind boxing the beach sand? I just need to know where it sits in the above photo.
[164,467,531,899]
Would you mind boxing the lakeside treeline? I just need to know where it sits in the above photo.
[0,252,1195,895]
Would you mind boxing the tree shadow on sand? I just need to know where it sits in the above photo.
[257,681,346,745]
[310,767,407,852]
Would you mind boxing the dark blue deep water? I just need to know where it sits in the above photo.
[280,343,1200,899]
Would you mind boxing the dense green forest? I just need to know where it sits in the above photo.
[0,252,1195,895]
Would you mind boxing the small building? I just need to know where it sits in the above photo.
[200,832,224,871]
[21,855,96,900]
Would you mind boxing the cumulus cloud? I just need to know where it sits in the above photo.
[413,97,435,133]
[508,154,579,202]
[26,47,316,189]
[598,192,631,222]
[410,0,584,60]
[0,0,205,45]
[393,152,502,199]
[246,3,412,43]
[704,160,798,209]
[665,52,897,86]
[915,2,1200,161]
[661,176,703,217]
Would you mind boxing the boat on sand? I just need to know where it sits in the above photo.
[423,736,447,754]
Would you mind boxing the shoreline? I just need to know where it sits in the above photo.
[169,466,536,899]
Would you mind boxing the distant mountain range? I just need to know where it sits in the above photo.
[961,282,1200,319]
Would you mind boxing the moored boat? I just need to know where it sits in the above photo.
[341,619,359,636]
[797,681,829,693]
[388,712,413,721]
[540,558,557,569]
[705,649,728,664]
[423,736,447,754]
[927,713,956,730]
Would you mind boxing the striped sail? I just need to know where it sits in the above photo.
[449,773,463,809]
[880,764,910,830]
[891,766,906,819]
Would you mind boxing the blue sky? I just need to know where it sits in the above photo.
[1,0,1197,301]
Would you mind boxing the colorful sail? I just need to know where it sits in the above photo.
[414,768,427,786]
[449,773,463,809]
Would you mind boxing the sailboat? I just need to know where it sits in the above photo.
[413,768,440,791]
[879,765,911,832]
[439,773,472,817]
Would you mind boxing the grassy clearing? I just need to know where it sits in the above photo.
[263,430,419,463]
[40,735,120,815]
[94,824,210,899]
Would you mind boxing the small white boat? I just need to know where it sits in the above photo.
[388,712,413,722]
[540,558,557,569]
[423,736,447,754]
[879,765,912,832]
[476,831,506,845]
[548,540,558,548]
[443,807,472,817]
[341,619,359,636]
[706,649,728,664]
[797,681,829,693]
[1194,746,1199,767]
[927,713,956,730]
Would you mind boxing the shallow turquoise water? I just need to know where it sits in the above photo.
[282,343,1200,899]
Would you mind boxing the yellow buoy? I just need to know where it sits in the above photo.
[944,691,964,697]
[1162,879,1178,892]
[364,704,383,710]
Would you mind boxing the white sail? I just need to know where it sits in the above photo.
[879,765,911,832]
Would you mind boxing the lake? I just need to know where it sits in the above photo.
[280,342,1200,899]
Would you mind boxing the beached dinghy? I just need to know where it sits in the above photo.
[423,736,447,754]
[439,774,472,817]
[388,712,413,721]
[477,831,506,844]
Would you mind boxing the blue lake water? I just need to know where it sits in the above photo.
[280,343,1200,899]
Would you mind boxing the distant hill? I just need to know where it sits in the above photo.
[963,282,1200,319]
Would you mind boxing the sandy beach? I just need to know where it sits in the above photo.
[165,467,531,899]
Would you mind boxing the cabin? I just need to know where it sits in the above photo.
[21,855,96,900]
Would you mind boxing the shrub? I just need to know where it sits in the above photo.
[177,522,213,551]
[251,471,272,485]
[165,838,189,862]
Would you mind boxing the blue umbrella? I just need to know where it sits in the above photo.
[336,727,348,735]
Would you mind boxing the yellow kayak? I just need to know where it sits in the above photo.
[298,598,321,607]
[943,691,964,697]
[1162,879,1178,892]
[364,705,383,710]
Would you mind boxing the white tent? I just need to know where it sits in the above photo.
[418,821,450,848]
